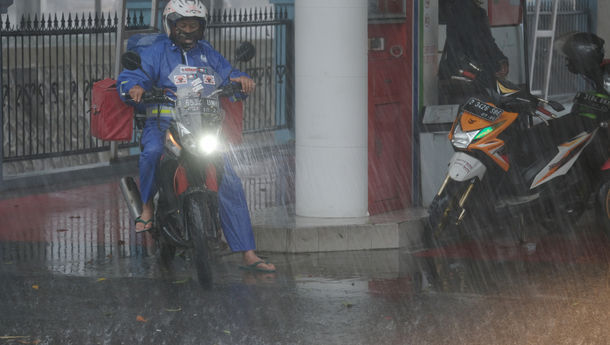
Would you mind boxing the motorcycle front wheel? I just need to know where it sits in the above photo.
[596,176,610,235]
[157,234,176,268]
[185,194,215,288]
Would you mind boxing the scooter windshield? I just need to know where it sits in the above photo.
[167,64,224,131]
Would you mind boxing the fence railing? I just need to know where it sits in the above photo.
[206,8,294,134]
[0,7,293,163]
[0,13,123,162]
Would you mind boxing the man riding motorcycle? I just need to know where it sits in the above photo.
[117,0,275,273]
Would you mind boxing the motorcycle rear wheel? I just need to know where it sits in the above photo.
[185,194,215,288]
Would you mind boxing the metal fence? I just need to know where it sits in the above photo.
[207,8,294,134]
[0,12,121,162]
[0,7,293,163]
[525,0,591,98]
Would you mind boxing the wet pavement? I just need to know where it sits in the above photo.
[2,180,610,344]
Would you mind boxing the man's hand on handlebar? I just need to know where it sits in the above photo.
[230,76,256,94]
[129,85,145,103]
[125,85,174,104]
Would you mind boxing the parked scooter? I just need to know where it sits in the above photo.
[425,34,610,246]
[119,42,256,287]
[554,32,610,230]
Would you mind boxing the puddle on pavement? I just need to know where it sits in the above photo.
[3,181,610,302]
[3,233,610,305]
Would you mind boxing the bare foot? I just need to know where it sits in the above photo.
[242,250,276,272]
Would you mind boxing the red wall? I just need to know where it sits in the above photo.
[368,14,413,215]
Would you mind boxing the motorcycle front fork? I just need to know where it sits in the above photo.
[437,175,477,225]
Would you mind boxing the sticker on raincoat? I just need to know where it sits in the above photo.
[174,75,188,85]
[203,74,216,85]
[192,84,204,92]
[192,78,202,86]
[180,66,198,74]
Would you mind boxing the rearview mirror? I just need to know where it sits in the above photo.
[121,51,142,71]
[235,42,255,63]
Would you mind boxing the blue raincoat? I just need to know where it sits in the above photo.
[117,35,255,252]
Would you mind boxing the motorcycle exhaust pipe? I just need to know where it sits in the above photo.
[119,176,143,220]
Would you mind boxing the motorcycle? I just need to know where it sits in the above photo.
[119,42,256,287]
[425,59,610,246]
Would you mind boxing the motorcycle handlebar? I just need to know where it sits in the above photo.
[121,87,175,105]
[142,93,176,104]
[456,64,564,112]
[214,82,243,97]
[123,82,243,104]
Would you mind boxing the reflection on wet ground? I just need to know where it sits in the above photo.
[0,182,150,276]
[2,182,610,344]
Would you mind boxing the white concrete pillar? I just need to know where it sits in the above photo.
[294,0,368,218]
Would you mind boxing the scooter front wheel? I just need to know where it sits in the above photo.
[596,178,610,235]
[424,179,474,248]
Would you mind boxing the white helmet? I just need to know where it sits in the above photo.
[162,0,208,38]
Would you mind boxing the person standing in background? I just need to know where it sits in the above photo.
[437,0,509,104]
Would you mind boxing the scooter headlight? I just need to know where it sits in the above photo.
[452,121,500,148]
[198,134,219,155]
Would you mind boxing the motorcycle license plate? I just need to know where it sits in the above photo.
[463,98,503,122]
[180,97,219,114]
[201,98,220,114]
[574,92,610,113]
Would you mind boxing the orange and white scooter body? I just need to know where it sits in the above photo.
[446,98,519,182]
[530,129,598,189]
[448,152,487,182]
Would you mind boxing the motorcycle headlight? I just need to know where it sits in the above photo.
[452,120,499,149]
[451,122,479,149]
[198,134,219,155]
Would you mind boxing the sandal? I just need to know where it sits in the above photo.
[134,217,153,233]
[238,260,276,273]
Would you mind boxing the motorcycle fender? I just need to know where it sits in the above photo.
[180,187,208,202]
[447,152,487,182]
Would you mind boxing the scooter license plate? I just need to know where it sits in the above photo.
[463,98,503,122]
